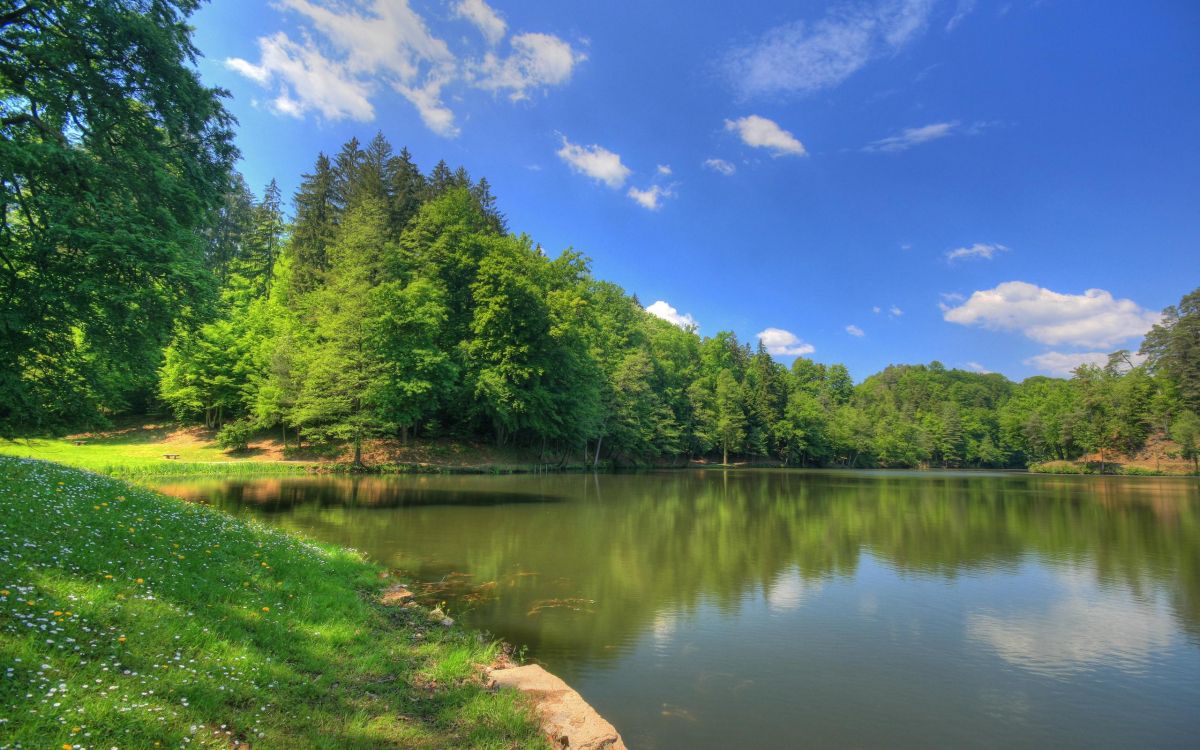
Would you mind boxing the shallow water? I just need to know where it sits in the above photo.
[152,469,1200,749]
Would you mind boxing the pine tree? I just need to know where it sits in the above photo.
[234,180,284,298]
[292,198,392,465]
[290,154,338,293]
[387,147,427,235]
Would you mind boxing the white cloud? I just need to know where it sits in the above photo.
[724,115,807,157]
[865,121,958,152]
[226,32,376,122]
[627,184,676,211]
[757,328,815,356]
[724,0,937,98]
[646,300,698,330]
[703,158,737,175]
[846,324,865,337]
[556,136,631,188]
[454,0,506,46]
[963,361,990,373]
[469,32,585,101]
[395,72,458,136]
[1023,351,1110,377]
[872,305,882,314]
[943,281,1161,349]
[945,0,977,31]
[282,0,453,78]
[656,164,672,176]
[890,305,903,316]
[225,0,579,136]
[947,242,1008,262]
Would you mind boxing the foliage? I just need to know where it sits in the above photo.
[1141,288,1200,413]
[1172,411,1200,473]
[215,418,254,451]
[0,0,236,433]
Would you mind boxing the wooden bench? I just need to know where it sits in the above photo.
[163,453,180,460]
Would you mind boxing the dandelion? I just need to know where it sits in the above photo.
[261,607,269,612]
[136,578,144,584]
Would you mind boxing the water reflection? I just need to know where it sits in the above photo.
[967,569,1177,677]
[154,469,1200,749]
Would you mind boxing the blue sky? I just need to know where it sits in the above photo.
[190,0,1199,381]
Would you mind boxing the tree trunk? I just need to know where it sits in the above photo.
[593,434,603,467]
[353,433,363,468]
[400,424,408,446]
[723,444,728,466]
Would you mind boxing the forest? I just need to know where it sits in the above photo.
[2,2,1198,471]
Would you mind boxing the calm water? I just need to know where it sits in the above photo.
[153,470,1200,749]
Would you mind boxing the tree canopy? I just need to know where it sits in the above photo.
[0,0,236,433]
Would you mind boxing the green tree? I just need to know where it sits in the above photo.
[0,0,236,432]
[715,369,746,465]
[159,319,247,428]
[234,179,285,298]
[1141,287,1200,412]
[292,199,391,465]
[368,277,455,444]
[289,153,338,293]
[1171,411,1200,474]
[464,235,549,444]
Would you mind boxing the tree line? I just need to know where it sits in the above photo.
[157,134,1200,470]
[2,2,1196,470]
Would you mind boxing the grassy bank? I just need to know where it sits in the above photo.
[0,457,546,749]
[1029,460,1198,476]
[0,425,596,479]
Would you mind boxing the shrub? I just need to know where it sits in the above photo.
[215,419,254,451]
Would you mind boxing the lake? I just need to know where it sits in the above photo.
[152,469,1200,749]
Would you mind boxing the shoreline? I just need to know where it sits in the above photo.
[0,456,556,748]
[3,422,1196,479]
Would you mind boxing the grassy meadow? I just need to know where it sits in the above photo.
[0,456,546,749]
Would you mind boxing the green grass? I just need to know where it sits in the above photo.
[0,433,321,480]
[0,432,595,479]
[0,457,547,749]
[1028,460,1196,476]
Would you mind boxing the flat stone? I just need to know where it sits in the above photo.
[379,585,414,605]
[491,664,627,750]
